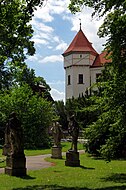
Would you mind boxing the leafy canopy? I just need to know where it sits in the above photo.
[69,0,126,160]
[0,0,45,90]
[69,0,126,16]
[0,84,53,148]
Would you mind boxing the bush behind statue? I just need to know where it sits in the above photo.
[0,84,53,149]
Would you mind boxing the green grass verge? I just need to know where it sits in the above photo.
[24,142,84,156]
[0,153,126,190]
[0,149,5,168]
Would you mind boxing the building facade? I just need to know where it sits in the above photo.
[62,27,109,100]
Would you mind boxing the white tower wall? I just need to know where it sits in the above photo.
[64,53,97,100]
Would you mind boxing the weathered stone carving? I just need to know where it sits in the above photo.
[51,121,62,147]
[68,115,79,152]
[51,121,63,159]
[3,112,26,176]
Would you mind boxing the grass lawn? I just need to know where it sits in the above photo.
[24,141,84,156]
[0,151,126,189]
[0,149,5,168]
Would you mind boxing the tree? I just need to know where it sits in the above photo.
[69,0,126,160]
[54,95,97,132]
[0,0,45,90]
[14,66,53,101]
[54,100,68,130]
[69,0,125,16]
[0,0,54,148]
[0,84,53,148]
[33,76,53,101]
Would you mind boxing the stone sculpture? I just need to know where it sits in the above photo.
[65,114,80,166]
[51,121,62,147]
[51,121,63,159]
[3,112,26,176]
[68,115,79,152]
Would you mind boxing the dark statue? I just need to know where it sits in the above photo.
[3,112,24,156]
[3,112,26,176]
[68,115,79,152]
[65,115,80,166]
[51,121,62,147]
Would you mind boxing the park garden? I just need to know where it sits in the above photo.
[0,0,126,189]
[0,142,126,190]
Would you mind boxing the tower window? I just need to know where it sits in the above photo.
[80,54,82,58]
[68,75,71,85]
[78,74,83,84]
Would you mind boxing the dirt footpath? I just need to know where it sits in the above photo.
[26,154,54,170]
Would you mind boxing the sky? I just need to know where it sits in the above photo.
[26,0,106,102]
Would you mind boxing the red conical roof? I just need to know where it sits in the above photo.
[63,29,98,56]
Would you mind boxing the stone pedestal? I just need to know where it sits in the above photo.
[65,150,80,167]
[51,146,62,159]
[5,154,27,176]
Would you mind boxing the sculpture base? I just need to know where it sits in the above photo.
[65,150,80,167]
[51,146,62,159]
[5,154,27,176]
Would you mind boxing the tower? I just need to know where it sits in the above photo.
[62,25,100,100]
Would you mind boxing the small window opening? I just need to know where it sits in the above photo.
[78,74,83,84]
[68,75,71,85]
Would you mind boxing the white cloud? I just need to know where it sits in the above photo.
[53,36,60,43]
[32,38,48,45]
[30,19,54,46]
[39,55,63,63]
[62,15,72,22]
[55,41,68,51]
[31,18,68,51]
[33,0,70,23]
[31,20,54,33]
[47,46,53,49]
[27,54,43,62]
[49,80,65,86]
[33,5,53,22]
[51,88,65,102]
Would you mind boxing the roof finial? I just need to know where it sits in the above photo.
[79,18,81,30]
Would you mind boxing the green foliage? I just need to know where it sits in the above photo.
[54,95,98,132]
[0,0,34,89]
[0,0,53,149]
[69,0,126,160]
[54,100,68,130]
[69,0,126,16]
[66,96,99,131]
[0,84,53,149]
[0,0,45,90]
[85,63,126,159]
[33,76,53,101]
